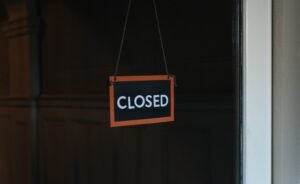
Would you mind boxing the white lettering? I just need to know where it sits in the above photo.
[134,95,145,108]
[145,95,153,108]
[117,96,127,109]
[160,95,169,107]
[153,95,160,108]
[116,94,169,110]
[128,97,135,109]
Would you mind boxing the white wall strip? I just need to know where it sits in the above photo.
[243,0,272,184]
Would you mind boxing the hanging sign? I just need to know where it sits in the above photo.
[109,75,175,127]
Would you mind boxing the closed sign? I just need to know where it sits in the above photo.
[109,75,175,127]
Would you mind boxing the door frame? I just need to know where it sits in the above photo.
[243,0,272,184]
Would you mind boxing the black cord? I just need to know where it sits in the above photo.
[114,0,132,80]
[113,0,171,79]
[152,0,169,76]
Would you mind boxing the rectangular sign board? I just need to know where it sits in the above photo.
[109,75,175,127]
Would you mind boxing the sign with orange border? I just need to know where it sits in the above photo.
[109,75,175,127]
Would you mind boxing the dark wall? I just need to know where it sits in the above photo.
[0,19,9,96]
[0,0,237,184]
[0,1,7,19]
[41,0,233,96]
[38,1,236,184]
[41,0,113,95]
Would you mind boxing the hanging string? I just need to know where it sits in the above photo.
[113,0,171,80]
[152,0,170,76]
[114,0,132,80]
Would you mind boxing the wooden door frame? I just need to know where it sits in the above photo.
[242,0,272,184]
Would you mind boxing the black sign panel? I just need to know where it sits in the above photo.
[109,75,175,127]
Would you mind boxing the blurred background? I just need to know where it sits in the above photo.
[0,0,240,183]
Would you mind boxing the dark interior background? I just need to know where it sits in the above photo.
[0,0,237,183]
[0,0,8,96]
[41,0,233,96]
